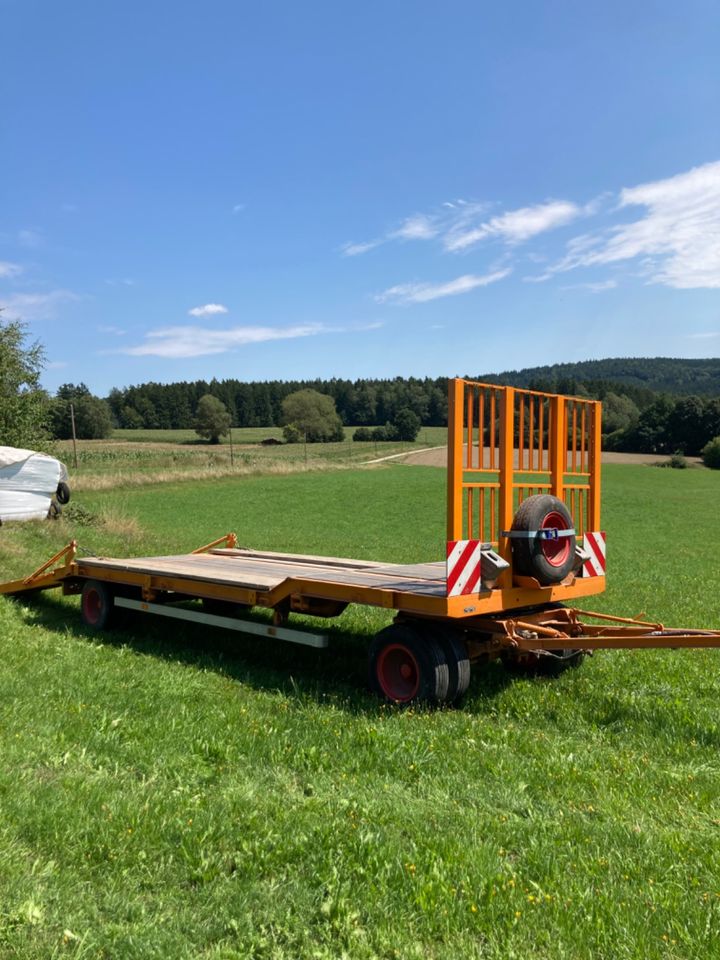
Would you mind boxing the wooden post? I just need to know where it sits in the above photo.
[69,402,78,470]
[229,427,235,466]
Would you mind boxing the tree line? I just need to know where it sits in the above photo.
[2,314,720,457]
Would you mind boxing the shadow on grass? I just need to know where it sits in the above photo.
[11,591,517,714]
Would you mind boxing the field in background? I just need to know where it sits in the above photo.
[1,463,719,958]
[53,426,448,489]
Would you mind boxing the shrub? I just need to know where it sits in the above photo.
[655,452,688,469]
[394,408,421,442]
[701,436,720,469]
[371,423,399,442]
[353,427,373,442]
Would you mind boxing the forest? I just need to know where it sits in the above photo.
[94,357,720,456]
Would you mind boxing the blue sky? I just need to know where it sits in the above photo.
[2,0,720,397]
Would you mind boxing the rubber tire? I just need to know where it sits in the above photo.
[81,579,115,630]
[436,630,471,702]
[368,624,449,704]
[510,494,576,585]
[47,501,62,520]
[56,481,71,505]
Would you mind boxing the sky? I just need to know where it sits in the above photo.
[2,0,720,397]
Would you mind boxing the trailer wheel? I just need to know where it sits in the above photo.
[369,624,449,704]
[510,495,576,585]
[56,481,71,505]
[81,580,115,630]
[436,630,471,701]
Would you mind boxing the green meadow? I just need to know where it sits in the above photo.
[1,463,719,958]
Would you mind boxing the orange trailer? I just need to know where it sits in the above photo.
[2,378,719,704]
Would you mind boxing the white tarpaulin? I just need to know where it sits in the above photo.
[0,447,69,522]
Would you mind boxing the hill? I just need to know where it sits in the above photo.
[480,357,720,396]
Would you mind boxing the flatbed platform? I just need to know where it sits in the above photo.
[82,548,449,597]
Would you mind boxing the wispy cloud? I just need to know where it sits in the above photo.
[188,303,228,317]
[376,269,510,304]
[119,321,381,359]
[0,261,23,279]
[98,325,127,336]
[46,360,68,369]
[105,278,135,287]
[341,239,384,257]
[392,214,438,241]
[0,289,80,320]
[121,323,330,359]
[687,331,720,339]
[232,203,246,214]
[559,279,618,292]
[538,161,720,289]
[343,197,586,259]
[444,200,582,251]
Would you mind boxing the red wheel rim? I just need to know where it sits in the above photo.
[83,588,102,625]
[376,643,420,701]
[540,511,572,567]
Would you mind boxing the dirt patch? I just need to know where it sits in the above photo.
[399,446,702,468]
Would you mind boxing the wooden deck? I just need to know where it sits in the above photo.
[80,547,448,597]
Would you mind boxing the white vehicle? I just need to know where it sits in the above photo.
[0,447,71,523]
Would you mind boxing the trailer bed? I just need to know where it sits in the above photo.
[81,548,449,597]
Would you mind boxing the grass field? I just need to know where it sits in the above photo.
[1,463,719,958]
[52,427,448,489]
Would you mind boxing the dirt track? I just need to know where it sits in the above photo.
[399,446,701,468]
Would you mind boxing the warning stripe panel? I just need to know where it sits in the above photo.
[446,539,482,596]
[583,531,606,578]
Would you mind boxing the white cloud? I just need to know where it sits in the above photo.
[121,323,330,359]
[392,214,438,241]
[105,278,135,287]
[0,289,80,320]
[687,331,720,339]
[376,269,510,305]
[343,197,583,259]
[341,239,383,257]
[46,360,68,369]
[188,303,229,317]
[444,200,582,251]
[119,320,381,359]
[0,261,23,278]
[232,203,246,214]
[544,161,720,289]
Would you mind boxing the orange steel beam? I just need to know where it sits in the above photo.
[589,401,602,531]
[549,395,565,502]
[447,378,464,540]
[498,386,515,578]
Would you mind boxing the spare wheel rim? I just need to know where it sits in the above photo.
[540,510,572,567]
[83,588,103,624]
[377,643,420,701]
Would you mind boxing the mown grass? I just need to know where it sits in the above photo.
[1,464,719,958]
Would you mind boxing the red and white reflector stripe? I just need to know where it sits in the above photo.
[583,531,606,577]
[446,539,482,596]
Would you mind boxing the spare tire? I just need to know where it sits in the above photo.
[510,494,576,585]
[56,481,71,505]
